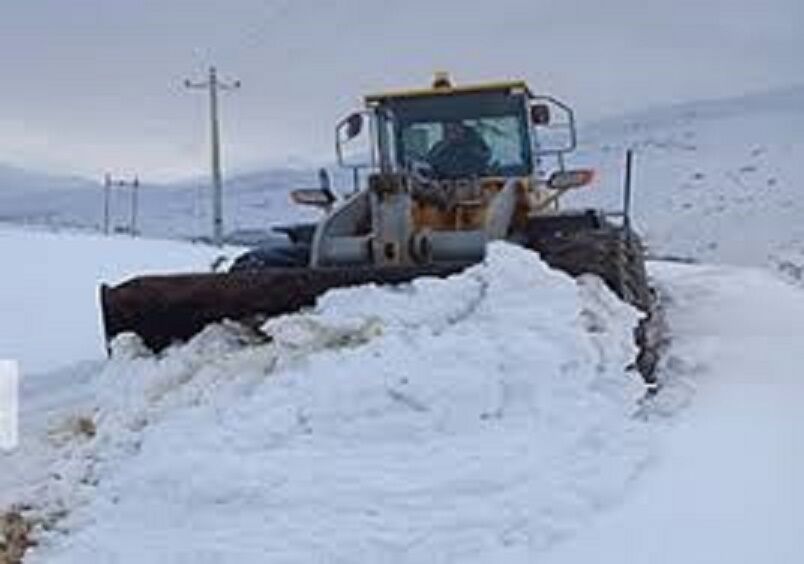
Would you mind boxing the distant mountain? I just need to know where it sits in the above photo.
[0,163,97,194]
[0,164,99,231]
[0,165,324,241]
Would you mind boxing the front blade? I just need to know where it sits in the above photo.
[100,264,470,352]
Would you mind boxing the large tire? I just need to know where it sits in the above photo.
[527,221,652,312]
[524,219,659,385]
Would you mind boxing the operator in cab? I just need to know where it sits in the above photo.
[426,121,491,178]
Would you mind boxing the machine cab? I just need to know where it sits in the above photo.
[336,73,578,186]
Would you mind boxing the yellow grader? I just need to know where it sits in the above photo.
[100,74,657,382]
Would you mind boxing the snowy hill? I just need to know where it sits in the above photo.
[0,165,96,196]
[0,166,97,229]
[567,84,804,280]
[0,167,319,242]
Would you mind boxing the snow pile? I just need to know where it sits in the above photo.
[13,243,651,563]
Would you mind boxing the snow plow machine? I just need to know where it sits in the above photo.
[100,74,660,383]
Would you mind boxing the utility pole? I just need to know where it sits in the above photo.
[102,174,140,236]
[185,66,240,247]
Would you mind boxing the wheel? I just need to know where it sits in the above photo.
[524,217,652,312]
[522,218,660,384]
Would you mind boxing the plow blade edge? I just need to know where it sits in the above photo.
[100,264,470,352]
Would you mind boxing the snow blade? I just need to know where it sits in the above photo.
[100,264,470,352]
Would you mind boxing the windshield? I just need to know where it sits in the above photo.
[384,92,532,178]
[401,117,527,178]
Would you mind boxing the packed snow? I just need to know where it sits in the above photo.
[5,242,658,562]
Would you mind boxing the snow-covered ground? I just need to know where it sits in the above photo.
[2,222,803,562]
[543,263,804,562]
[8,243,655,563]
[0,226,240,558]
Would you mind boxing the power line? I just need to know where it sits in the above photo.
[185,66,241,247]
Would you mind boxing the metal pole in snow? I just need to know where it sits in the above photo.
[103,173,111,235]
[623,149,634,235]
[185,66,240,247]
[130,176,139,237]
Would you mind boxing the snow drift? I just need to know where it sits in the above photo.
[8,243,654,563]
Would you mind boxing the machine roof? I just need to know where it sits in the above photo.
[364,80,534,104]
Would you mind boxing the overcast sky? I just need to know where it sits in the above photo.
[0,0,800,180]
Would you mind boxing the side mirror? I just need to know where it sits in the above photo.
[530,103,550,126]
[547,169,595,191]
[345,113,363,139]
[336,110,373,169]
[530,96,577,155]
[291,188,336,209]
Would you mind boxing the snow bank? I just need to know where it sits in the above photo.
[11,243,651,563]
[542,262,804,563]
